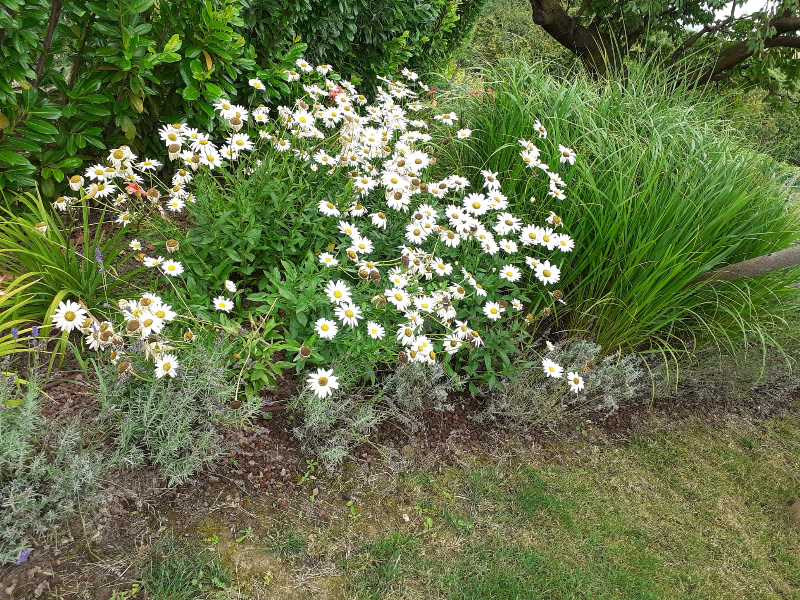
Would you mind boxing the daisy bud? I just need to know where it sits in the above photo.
[69,175,84,191]
[372,294,386,308]
[419,182,428,191]
[499,300,509,308]
[100,330,114,343]
[117,299,128,310]
[189,154,201,171]
[398,351,408,365]
[34,222,48,234]
[542,307,552,318]
[229,117,243,132]
[165,239,179,254]
[401,256,410,268]
[126,319,141,333]
[552,289,564,300]
[525,314,535,323]
[299,345,312,359]
[584,360,595,372]
[134,252,145,262]
[411,178,420,187]
[147,188,160,203]
[358,268,369,280]
[369,269,381,282]
[168,144,181,160]
[429,351,436,361]
[347,250,357,260]
[383,145,391,153]
[116,360,132,377]
[111,334,124,347]
[184,330,195,343]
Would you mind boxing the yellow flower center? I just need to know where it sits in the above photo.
[334,291,342,298]
[318,377,328,386]
[156,310,165,318]
[345,310,354,318]
[549,366,555,372]
[543,270,551,277]
[143,319,153,327]
[321,324,329,331]
[113,150,124,159]
[64,311,76,322]
[490,308,498,314]
[162,362,172,371]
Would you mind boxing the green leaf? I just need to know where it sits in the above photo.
[182,84,200,101]
[56,157,83,169]
[0,150,32,166]
[31,106,62,120]
[163,33,182,53]
[203,83,223,98]
[25,118,59,134]
[122,0,154,15]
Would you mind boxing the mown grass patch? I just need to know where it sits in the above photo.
[345,413,800,599]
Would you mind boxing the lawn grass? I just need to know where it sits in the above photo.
[344,412,800,599]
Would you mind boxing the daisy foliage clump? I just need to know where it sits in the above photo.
[61,59,582,395]
[200,64,583,396]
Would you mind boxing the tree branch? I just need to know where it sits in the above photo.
[34,0,62,86]
[688,245,800,288]
[698,15,800,83]
[670,13,742,63]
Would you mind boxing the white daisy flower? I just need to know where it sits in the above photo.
[499,264,521,283]
[535,260,560,284]
[154,354,179,378]
[317,199,341,217]
[319,252,339,267]
[307,368,339,398]
[161,260,183,276]
[334,303,362,327]
[213,296,233,313]
[51,300,87,333]
[366,321,385,340]
[315,318,338,340]
[143,256,164,268]
[558,144,576,165]
[542,358,563,378]
[483,301,504,320]
[567,371,585,393]
[325,280,352,305]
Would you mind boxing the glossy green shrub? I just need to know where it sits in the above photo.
[0,0,485,194]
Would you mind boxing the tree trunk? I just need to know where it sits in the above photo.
[528,0,625,74]
[689,246,800,288]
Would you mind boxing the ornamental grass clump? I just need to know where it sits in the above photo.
[436,58,800,362]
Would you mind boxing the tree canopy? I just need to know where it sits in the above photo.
[528,0,800,104]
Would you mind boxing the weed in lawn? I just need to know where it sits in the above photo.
[348,533,420,599]
[142,533,231,599]
[261,529,308,559]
